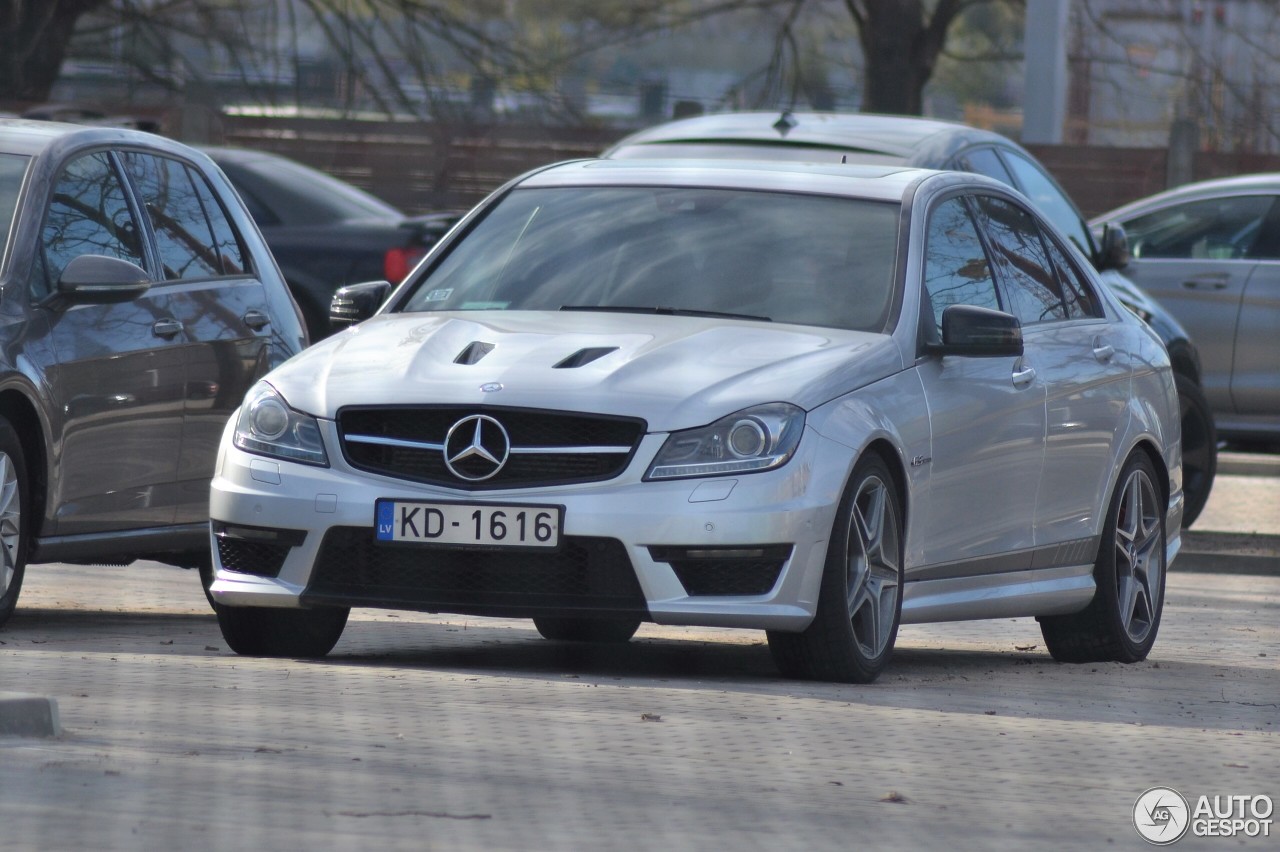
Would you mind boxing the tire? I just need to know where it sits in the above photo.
[196,556,217,612]
[533,616,641,643]
[1175,372,1217,528]
[767,454,904,683]
[0,417,29,631]
[215,604,349,658]
[1039,451,1166,663]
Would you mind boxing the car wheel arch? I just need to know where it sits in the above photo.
[0,388,48,542]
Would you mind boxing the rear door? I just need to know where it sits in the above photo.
[118,151,276,525]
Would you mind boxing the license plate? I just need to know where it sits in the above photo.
[375,500,562,548]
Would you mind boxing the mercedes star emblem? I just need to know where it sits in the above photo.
[443,414,511,481]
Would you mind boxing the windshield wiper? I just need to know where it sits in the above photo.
[559,305,771,322]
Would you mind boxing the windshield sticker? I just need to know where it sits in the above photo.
[423,288,453,302]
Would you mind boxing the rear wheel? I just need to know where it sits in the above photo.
[1040,452,1166,663]
[0,417,29,630]
[767,454,903,683]
[216,604,349,658]
[533,616,641,643]
[1175,372,1217,528]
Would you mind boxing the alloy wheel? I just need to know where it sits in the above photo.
[846,474,902,659]
[1114,467,1162,644]
[0,452,19,597]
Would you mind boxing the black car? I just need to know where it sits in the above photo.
[607,111,1218,525]
[0,119,307,627]
[204,147,458,339]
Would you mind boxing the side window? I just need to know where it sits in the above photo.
[971,194,1067,325]
[35,152,145,296]
[1001,150,1094,257]
[923,197,1002,336]
[121,152,246,280]
[1043,237,1101,319]
[1123,195,1275,260]
[955,147,1015,186]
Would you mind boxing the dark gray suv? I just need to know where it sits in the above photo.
[0,120,306,627]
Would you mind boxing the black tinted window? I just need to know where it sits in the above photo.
[123,152,245,279]
[37,152,144,295]
[971,195,1067,325]
[922,197,1001,335]
[1001,150,1093,256]
[0,153,28,254]
[957,148,1014,185]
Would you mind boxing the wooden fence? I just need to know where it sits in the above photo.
[220,114,1280,218]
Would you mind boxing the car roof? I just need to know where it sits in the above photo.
[0,117,213,162]
[518,157,973,202]
[1096,172,1280,223]
[604,111,1008,161]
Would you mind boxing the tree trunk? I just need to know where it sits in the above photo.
[854,0,968,116]
[0,0,108,103]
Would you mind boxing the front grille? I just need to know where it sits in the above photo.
[650,545,792,596]
[338,406,645,489]
[304,527,649,619]
[216,537,291,578]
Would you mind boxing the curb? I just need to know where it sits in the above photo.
[0,693,61,738]
[1177,531,1280,576]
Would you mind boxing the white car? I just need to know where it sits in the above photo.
[208,159,1183,683]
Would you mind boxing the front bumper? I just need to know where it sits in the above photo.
[209,421,852,631]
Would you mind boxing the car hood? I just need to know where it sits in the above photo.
[267,311,904,431]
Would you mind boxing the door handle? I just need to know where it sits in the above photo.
[1182,275,1230,291]
[1012,363,1037,387]
[152,318,183,339]
[1092,338,1115,363]
[242,309,271,331]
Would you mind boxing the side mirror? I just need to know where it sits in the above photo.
[1096,222,1131,271]
[330,280,392,332]
[928,304,1024,358]
[51,255,151,306]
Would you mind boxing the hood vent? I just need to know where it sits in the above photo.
[553,347,618,369]
[454,341,495,365]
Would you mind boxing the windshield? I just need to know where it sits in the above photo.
[402,186,900,332]
[0,153,29,257]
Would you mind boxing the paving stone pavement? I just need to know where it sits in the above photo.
[1,551,1276,851]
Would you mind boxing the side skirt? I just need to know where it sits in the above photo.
[902,563,1096,624]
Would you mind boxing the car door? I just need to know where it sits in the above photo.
[1117,193,1278,414]
[969,193,1132,547]
[913,194,1045,570]
[1229,199,1280,419]
[118,150,276,525]
[35,151,187,533]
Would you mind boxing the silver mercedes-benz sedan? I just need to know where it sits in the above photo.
[208,159,1183,683]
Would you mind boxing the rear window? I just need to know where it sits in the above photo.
[0,153,29,256]
[402,186,901,333]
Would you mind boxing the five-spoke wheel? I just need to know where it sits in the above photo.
[768,454,903,683]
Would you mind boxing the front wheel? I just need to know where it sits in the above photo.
[0,417,29,630]
[1039,451,1166,663]
[767,454,904,683]
[216,604,349,658]
[533,616,641,643]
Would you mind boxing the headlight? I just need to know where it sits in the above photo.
[232,382,328,466]
[645,403,805,480]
